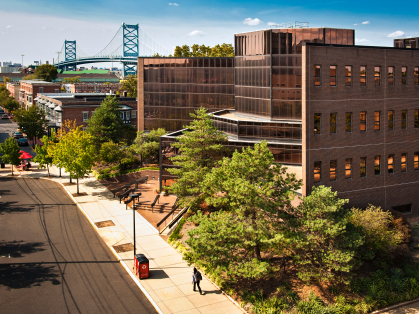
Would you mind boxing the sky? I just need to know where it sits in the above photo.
[0,0,418,67]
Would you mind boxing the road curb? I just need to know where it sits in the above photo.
[39,176,163,314]
[371,297,419,313]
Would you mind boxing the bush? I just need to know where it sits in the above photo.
[96,166,158,179]
[349,205,404,262]
[99,141,123,164]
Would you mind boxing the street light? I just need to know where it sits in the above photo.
[128,193,140,255]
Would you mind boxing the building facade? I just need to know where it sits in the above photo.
[63,82,122,94]
[137,57,235,132]
[19,80,62,109]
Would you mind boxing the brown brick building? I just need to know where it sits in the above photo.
[19,80,62,109]
[145,27,419,216]
[63,82,122,94]
[303,43,419,215]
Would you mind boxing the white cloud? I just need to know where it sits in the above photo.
[188,30,205,36]
[6,25,12,29]
[169,3,179,6]
[243,18,262,26]
[267,22,277,26]
[356,38,370,43]
[361,21,370,24]
[353,23,358,26]
[387,30,405,38]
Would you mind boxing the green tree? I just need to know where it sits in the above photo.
[119,75,137,97]
[33,131,57,177]
[168,108,228,210]
[3,76,11,83]
[51,126,96,194]
[22,74,37,80]
[85,95,131,149]
[0,85,19,112]
[290,186,364,282]
[0,137,21,176]
[35,64,58,82]
[12,106,47,144]
[133,128,166,164]
[99,141,124,164]
[62,76,81,83]
[349,205,404,262]
[203,141,302,259]
[173,43,234,57]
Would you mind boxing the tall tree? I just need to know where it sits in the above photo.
[133,128,166,164]
[168,108,227,210]
[119,75,137,97]
[173,43,234,57]
[33,131,58,177]
[0,137,21,176]
[35,64,58,82]
[51,126,96,194]
[12,106,47,144]
[85,95,133,149]
[203,141,302,259]
[289,186,364,282]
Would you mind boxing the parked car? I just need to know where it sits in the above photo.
[18,138,29,146]
[12,132,24,139]
[2,114,8,119]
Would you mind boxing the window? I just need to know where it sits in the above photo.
[415,152,419,170]
[132,110,137,118]
[360,111,367,132]
[375,156,381,175]
[415,67,419,85]
[55,89,59,93]
[126,111,131,120]
[314,161,321,183]
[391,204,412,213]
[345,66,352,86]
[314,113,321,134]
[402,110,407,129]
[330,66,336,86]
[402,66,407,86]
[39,87,43,93]
[415,110,419,128]
[388,66,394,86]
[360,157,367,177]
[401,153,407,172]
[388,154,394,174]
[360,66,366,86]
[82,111,89,122]
[375,66,381,86]
[330,113,337,133]
[374,111,380,131]
[345,112,352,132]
[330,160,337,181]
[388,110,394,130]
[345,158,352,179]
[314,65,321,86]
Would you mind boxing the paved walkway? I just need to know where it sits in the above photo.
[0,164,243,314]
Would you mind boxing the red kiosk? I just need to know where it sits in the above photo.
[134,254,149,279]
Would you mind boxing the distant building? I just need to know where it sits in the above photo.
[0,73,120,83]
[35,93,137,130]
[6,82,20,101]
[62,82,122,94]
[0,67,19,73]
[19,80,62,109]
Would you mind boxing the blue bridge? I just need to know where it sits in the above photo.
[54,23,171,76]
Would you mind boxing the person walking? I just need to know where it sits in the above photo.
[192,267,203,295]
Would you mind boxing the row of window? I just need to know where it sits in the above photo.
[314,110,419,134]
[82,110,137,122]
[314,153,419,183]
[314,65,419,87]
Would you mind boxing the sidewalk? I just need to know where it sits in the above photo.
[1,165,244,314]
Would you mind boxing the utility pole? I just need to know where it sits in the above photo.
[21,54,24,69]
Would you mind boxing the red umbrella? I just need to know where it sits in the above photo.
[19,151,33,159]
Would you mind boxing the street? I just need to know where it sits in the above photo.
[0,177,157,314]
[0,118,157,313]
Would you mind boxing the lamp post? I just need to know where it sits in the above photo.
[129,193,140,255]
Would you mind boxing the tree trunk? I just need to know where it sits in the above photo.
[70,176,72,184]
[11,164,13,176]
[47,164,49,177]
[252,211,262,260]
[77,177,79,194]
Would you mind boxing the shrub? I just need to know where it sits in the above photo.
[96,166,158,179]
[349,205,404,262]
[99,141,123,164]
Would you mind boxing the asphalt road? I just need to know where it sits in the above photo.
[0,177,157,314]
[0,117,36,159]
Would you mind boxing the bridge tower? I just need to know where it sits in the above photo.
[122,23,139,76]
[65,40,77,71]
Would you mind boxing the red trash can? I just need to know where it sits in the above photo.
[134,254,149,279]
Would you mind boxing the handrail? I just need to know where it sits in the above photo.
[159,207,188,234]
[156,204,179,228]
[150,194,160,213]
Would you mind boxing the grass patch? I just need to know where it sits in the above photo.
[168,217,186,244]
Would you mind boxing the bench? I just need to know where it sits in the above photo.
[112,186,126,198]
[118,188,136,204]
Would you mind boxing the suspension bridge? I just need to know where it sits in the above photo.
[54,23,171,76]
